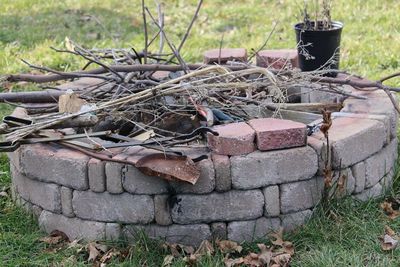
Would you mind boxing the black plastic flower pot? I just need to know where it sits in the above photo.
[294,21,343,77]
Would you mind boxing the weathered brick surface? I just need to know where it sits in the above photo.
[72,191,154,223]
[351,161,366,193]
[300,83,346,103]
[231,146,317,189]
[211,222,227,240]
[123,224,211,247]
[207,122,255,156]
[263,185,280,217]
[280,178,323,214]
[154,195,173,226]
[329,168,355,197]
[105,223,121,240]
[311,117,386,168]
[248,118,307,151]
[39,210,105,241]
[282,209,313,232]
[7,148,21,170]
[123,165,168,194]
[105,153,128,194]
[171,190,264,224]
[227,218,281,242]
[212,154,231,192]
[20,144,89,190]
[256,49,298,69]
[353,183,383,201]
[61,187,74,217]
[169,159,215,194]
[204,48,247,64]
[88,158,106,193]
[365,138,397,188]
[12,166,61,213]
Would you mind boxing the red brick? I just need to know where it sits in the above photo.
[207,122,255,156]
[256,49,299,69]
[248,118,306,151]
[203,48,247,64]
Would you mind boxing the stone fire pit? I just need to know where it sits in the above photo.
[7,64,398,247]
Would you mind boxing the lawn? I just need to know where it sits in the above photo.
[1,0,400,266]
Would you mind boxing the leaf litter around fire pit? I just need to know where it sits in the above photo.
[135,153,200,184]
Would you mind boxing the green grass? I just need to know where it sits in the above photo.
[1,0,400,266]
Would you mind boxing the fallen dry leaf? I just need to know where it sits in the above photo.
[380,226,399,251]
[39,230,69,245]
[272,252,292,266]
[269,228,284,247]
[88,242,100,262]
[100,248,120,263]
[224,256,244,267]
[217,240,243,254]
[194,240,214,257]
[162,255,174,267]
[0,191,9,198]
[243,252,262,266]
[381,201,400,219]
[163,242,195,257]
[257,244,272,265]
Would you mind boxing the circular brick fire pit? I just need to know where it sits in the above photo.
[8,75,398,247]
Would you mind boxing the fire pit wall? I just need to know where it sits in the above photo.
[8,82,398,247]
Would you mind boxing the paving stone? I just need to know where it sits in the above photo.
[204,48,247,64]
[105,153,128,194]
[351,161,366,193]
[169,159,215,194]
[311,117,386,168]
[106,223,121,240]
[227,218,281,242]
[154,195,173,226]
[212,154,231,192]
[300,83,345,104]
[72,191,154,224]
[248,118,307,151]
[123,224,211,247]
[307,136,328,175]
[88,158,106,193]
[365,138,397,188]
[61,187,74,217]
[211,222,227,240]
[39,210,105,241]
[231,146,317,189]
[7,148,21,170]
[123,165,168,194]
[207,122,256,156]
[32,204,43,218]
[20,144,89,190]
[263,185,280,217]
[256,49,298,69]
[281,209,313,232]
[171,190,264,224]
[280,178,323,214]
[12,165,61,213]
[353,183,383,201]
[332,112,391,144]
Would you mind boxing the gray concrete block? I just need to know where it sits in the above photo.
[169,159,215,194]
[154,195,173,226]
[72,191,154,224]
[353,183,383,201]
[263,185,280,217]
[212,154,231,192]
[20,144,89,190]
[231,146,317,189]
[171,190,264,224]
[227,217,281,242]
[39,210,105,241]
[12,166,61,213]
[123,224,211,247]
[105,223,121,240]
[88,158,106,193]
[211,222,227,240]
[365,138,398,188]
[105,162,125,194]
[280,178,322,214]
[123,165,168,195]
[61,187,74,217]
[351,161,366,193]
[282,209,313,232]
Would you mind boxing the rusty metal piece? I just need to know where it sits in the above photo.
[135,153,200,184]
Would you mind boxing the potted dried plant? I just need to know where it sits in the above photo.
[294,0,343,76]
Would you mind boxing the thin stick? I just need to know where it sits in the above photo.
[248,22,278,62]
[141,0,148,64]
[176,0,203,53]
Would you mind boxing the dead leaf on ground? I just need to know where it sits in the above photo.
[87,242,108,262]
[162,255,174,267]
[162,242,195,257]
[224,256,244,267]
[380,225,399,251]
[59,92,87,113]
[194,240,214,257]
[0,191,9,198]
[216,240,243,254]
[39,230,69,245]
[381,200,400,219]
[99,248,121,264]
